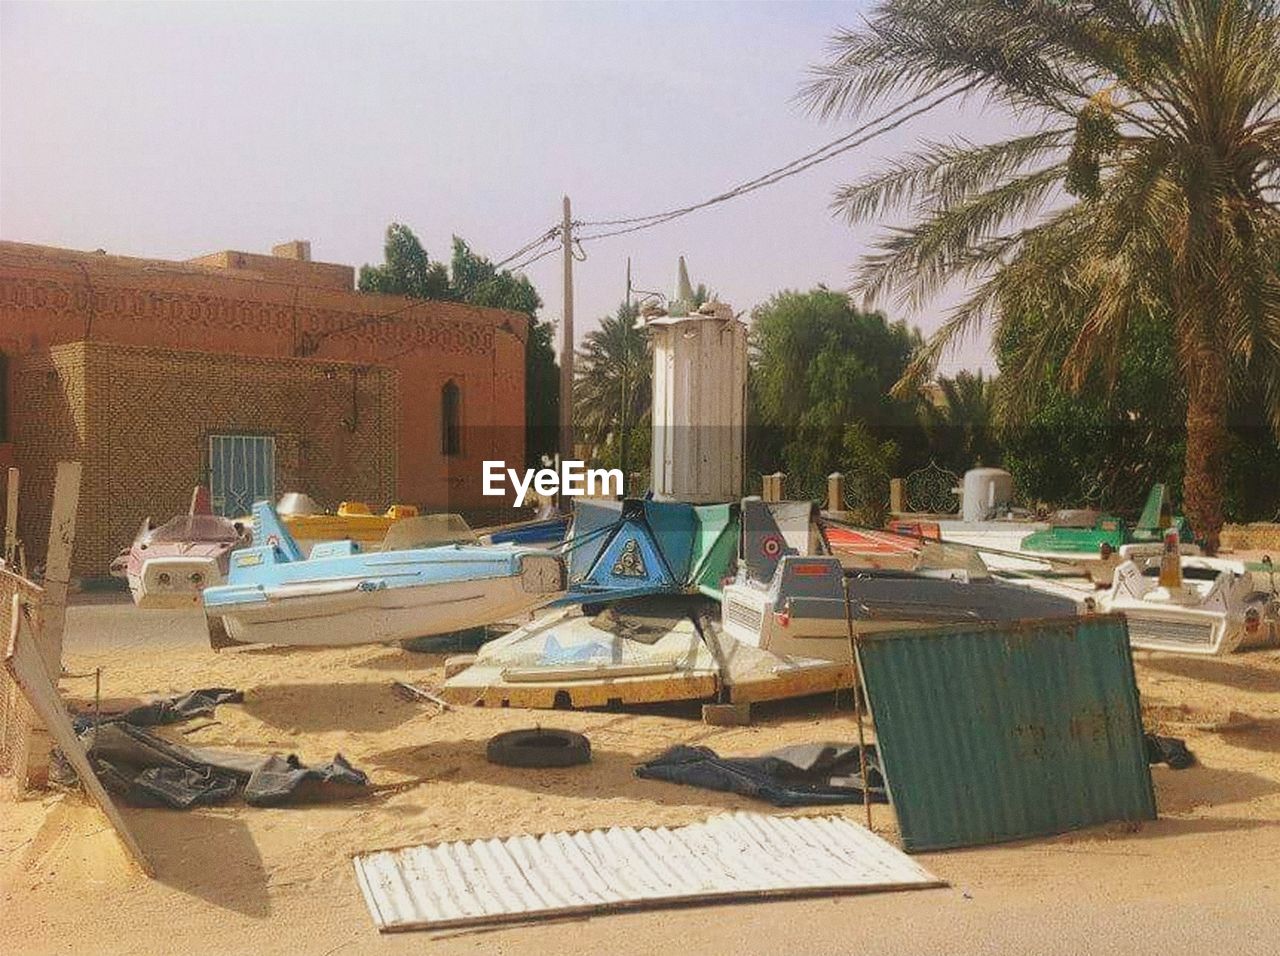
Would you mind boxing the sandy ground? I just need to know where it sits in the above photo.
[5,595,1280,955]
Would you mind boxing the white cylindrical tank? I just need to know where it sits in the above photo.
[648,303,747,504]
[962,467,1013,522]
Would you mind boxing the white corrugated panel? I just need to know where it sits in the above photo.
[353,811,943,932]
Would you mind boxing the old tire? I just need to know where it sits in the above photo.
[486,728,590,768]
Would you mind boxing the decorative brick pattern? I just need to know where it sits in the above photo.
[15,341,398,576]
[11,347,88,574]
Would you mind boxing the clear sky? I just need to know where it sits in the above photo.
[0,1,1023,373]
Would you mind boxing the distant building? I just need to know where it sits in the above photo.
[0,239,528,575]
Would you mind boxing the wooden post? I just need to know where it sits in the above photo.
[763,472,785,503]
[41,462,81,674]
[4,467,17,567]
[841,574,872,830]
[889,477,905,515]
[15,462,81,789]
[827,472,844,514]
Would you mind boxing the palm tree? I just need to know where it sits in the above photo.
[920,371,1001,471]
[574,303,651,477]
[805,0,1280,549]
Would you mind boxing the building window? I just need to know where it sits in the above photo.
[208,434,276,516]
[441,380,462,456]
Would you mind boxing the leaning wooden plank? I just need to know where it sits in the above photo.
[352,811,943,933]
[40,461,82,674]
[4,466,18,567]
[3,594,152,876]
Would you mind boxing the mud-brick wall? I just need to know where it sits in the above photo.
[11,344,91,574]
[14,340,398,577]
[0,240,528,511]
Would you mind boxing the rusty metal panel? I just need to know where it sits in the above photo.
[353,811,943,932]
[856,614,1155,852]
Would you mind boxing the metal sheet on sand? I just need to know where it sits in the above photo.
[353,810,942,932]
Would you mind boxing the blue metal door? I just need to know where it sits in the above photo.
[208,434,276,517]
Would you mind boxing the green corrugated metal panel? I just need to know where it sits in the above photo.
[856,615,1155,852]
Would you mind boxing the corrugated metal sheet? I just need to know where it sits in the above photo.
[857,614,1156,852]
[353,811,943,932]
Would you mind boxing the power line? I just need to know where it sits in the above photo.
[578,82,973,230]
[491,82,974,268]
[574,80,979,244]
[570,1,1098,245]
[494,225,561,269]
[506,242,563,273]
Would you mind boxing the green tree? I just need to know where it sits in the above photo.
[995,305,1186,509]
[996,300,1280,521]
[357,223,451,299]
[574,303,651,482]
[806,0,1280,549]
[751,288,925,515]
[359,225,560,467]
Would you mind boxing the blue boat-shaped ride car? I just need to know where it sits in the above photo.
[202,502,566,649]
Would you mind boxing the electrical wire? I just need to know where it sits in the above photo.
[572,0,1104,246]
[574,80,979,244]
[506,243,562,272]
[320,8,1095,350]
[494,225,561,269]
[578,81,975,230]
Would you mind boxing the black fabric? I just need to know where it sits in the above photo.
[62,687,368,810]
[125,765,240,809]
[84,721,250,809]
[1145,733,1195,770]
[636,742,887,807]
[243,753,369,807]
[111,687,243,727]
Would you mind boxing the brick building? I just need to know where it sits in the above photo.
[0,239,528,575]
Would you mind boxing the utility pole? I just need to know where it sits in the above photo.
[620,257,631,484]
[560,195,575,466]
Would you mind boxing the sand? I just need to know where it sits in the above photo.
[5,596,1280,955]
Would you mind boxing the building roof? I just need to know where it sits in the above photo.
[0,240,529,341]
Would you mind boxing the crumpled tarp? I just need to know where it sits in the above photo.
[111,687,243,727]
[61,687,369,809]
[1145,733,1195,770]
[636,742,887,807]
[242,753,368,807]
[638,734,1193,809]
